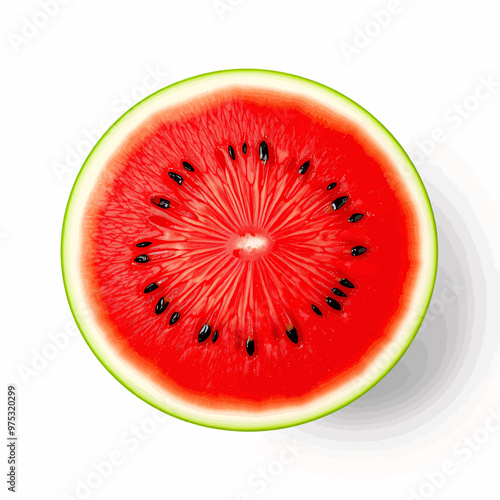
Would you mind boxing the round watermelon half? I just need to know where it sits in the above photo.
[62,69,437,431]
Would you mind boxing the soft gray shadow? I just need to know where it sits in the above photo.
[268,151,495,458]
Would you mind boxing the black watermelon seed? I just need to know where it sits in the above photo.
[198,324,211,343]
[182,161,195,172]
[286,327,298,344]
[228,145,235,160]
[136,241,152,248]
[134,254,149,263]
[339,278,355,288]
[298,161,310,175]
[332,196,348,210]
[327,183,337,190]
[246,338,255,356]
[351,246,367,256]
[212,330,219,343]
[311,304,322,316]
[242,143,247,154]
[155,297,168,315]
[326,296,341,311]
[168,172,183,185]
[169,312,180,325]
[332,287,347,297]
[151,197,170,209]
[259,141,269,163]
[144,283,159,294]
[349,213,364,223]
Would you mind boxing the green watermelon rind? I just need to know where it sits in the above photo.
[61,69,438,431]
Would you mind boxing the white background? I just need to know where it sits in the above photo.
[2,1,500,499]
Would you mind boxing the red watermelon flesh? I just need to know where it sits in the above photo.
[63,71,436,430]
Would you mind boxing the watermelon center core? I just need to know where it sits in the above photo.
[230,230,273,260]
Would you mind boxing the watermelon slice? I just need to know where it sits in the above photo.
[62,69,437,430]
